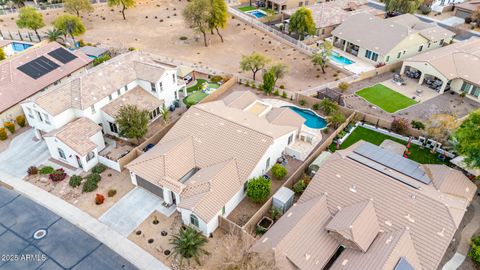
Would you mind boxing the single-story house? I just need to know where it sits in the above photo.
[253,140,476,270]
[400,38,480,99]
[0,42,92,123]
[331,13,455,65]
[126,91,307,236]
[454,0,480,18]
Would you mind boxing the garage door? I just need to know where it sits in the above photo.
[136,175,164,199]
[455,10,470,19]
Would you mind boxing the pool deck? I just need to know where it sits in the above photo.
[331,48,375,75]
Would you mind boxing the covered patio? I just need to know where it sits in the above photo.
[382,77,441,103]
[400,65,450,94]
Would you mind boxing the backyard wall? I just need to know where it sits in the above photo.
[358,61,403,81]
[199,76,236,104]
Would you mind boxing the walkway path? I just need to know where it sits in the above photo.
[0,170,169,270]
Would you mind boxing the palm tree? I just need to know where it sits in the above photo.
[161,104,169,124]
[169,226,210,266]
[45,28,64,43]
[319,99,339,116]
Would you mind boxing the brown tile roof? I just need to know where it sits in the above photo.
[223,90,259,109]
[455,0,480,12]
[404,38,480,86]
[266,107,305,129]
[424,164,477,202]
[325,200,380,252]
[101,86,164,117]
[0,42,91,113]
[44,117,101,156]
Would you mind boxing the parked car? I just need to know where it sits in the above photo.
[183,75,193,84]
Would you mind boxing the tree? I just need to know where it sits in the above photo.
[288,7,316,40]
[64,0,94,17]
[170,226,209,266]
[45,28,64,43]
[469,235,480,264]
[338,81,350,92]
[183,0,211,47]
[108,0,135,20]
[16,7,45,39]
[53,14,86,45]
[425,114,458,147]
[453,109,480,169]
[262,71,275,95]
[240,52,270,81]
[328,111,346,128]
[391,117,409,135]
[161,104,169,124]
[269,62,288,87]
[0,48,5,61]
[115,105,150,144]
[319,99,338,115]
[208,0,228,43]
[271,164,287,180]
[312,41,333,74]
[385,0,423,14]
[246,176,271,203]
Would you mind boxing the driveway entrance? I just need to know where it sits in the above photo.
[99,188,176,237]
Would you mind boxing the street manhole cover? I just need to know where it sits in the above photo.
[33,229,47,240]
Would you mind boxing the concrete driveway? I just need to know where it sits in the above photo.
[99,188,176,237]
[0,129,49,178]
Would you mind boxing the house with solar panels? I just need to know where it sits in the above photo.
[0,42,92,123]
[21,51,187,172]
[253,140,476,270]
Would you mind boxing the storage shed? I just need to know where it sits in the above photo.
[272,187,295,214]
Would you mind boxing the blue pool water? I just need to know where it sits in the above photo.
[246,10,267,18]
[12,42,33,53]
[283,106,328,129]
[330,52,354,65]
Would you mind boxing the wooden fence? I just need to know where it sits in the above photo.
[199,75,236,104]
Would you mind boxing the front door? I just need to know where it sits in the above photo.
[171,191,176,204]
[76,156,83,169]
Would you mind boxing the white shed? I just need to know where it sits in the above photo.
[308,151,331,176]
[272,187,295,214]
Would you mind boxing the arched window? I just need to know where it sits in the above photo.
[190,214,199,227]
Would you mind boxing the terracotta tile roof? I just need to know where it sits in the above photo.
[44,117,101,156]
[101,86,164,117]
[0,42,91,113]
[325,200,380,252]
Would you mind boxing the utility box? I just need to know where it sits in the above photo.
[272,187,295,214]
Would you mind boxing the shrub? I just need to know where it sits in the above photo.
[39,166,55,175]
[271,164,288,180]
[299,99,306,106]
[82,173,101,192]
[93,54,111,66]
[78,39,86,47]
[465,17,473,24]
[179,36,188,40]
[245,80,250,87]
[391,117,409,135]
[246,176,271,203]
[49,168,67,182]
[210,75,223,83]
[312,103,320,110]
[419,4,431,15]
[69,175,82,188]
[128,47,136,51]
[4,122,15,134]
[95,194,105,205]
[273,89,280,96]
[411,120,425,130]
[27,166,38,175]
[255,225,267,235]
[469,235,480,264]
[91,163,107,174]
[271,207,281,221]
[107,189,117,197]
[293,179,307,194]
[281,91,288,98]
[338,82,350,92]
[279,84,285,89]
[0,128,7,140]
[16,115,26,127]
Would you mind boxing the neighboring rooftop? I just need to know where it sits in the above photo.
[78,46,108,58]
[253,141,476,270]
[0,42,91,113]
[101,86,164,118]
[455,0,480,11]
[405,38,480,86]
[332,13,455,55]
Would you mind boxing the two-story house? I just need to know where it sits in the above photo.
[21,51,186,171]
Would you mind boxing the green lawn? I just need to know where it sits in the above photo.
[356,84,417,113]
[187,79,207,93]
[184,92,208,107]
[329,126,448,165]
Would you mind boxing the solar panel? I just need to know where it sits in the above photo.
[17,56,60,79]
[394,257,415,270]
[48,47,78,64]
[354,142,432,185]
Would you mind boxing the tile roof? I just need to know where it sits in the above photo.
[0,42,91,113]
[332,13,454,55]
[424,164,476,202]
[223,90,259,109]
[101,86,164,117]
[266,107,305,128]
[455,0,480,11]
[44,117,101,156]
[404,38,480,86]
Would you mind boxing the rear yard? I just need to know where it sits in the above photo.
[356,84,418,113]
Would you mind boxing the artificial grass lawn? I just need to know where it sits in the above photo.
[356,84,417,113]
[187,79,207,93]
[184,92,208,106]
[329,126,448,165]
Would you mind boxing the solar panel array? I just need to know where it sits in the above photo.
[48,47,78,64]
[354,142,432,185]
[394,257,415,270]
[17,56,60,79]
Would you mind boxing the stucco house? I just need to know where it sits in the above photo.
[21,51,186,171]
[401,38,480,99]
[253,141,476,270]
[331,13,455,65]
[126,91,307,236]
[0,42,92,123]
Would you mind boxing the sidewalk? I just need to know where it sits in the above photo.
[0,170,169,270]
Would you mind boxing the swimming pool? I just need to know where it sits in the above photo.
[330,52,354,65]
[12,42,32,53]
[283,106,328,129]
[246,10,267,18]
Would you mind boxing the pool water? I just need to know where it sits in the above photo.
[283,106,328,129]
[330,52,354,65]
[12,42,32,53]
[246,10,267,18]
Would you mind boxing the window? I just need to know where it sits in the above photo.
[364,50,378,62]
[243,181,248,192]
[461,81,472,93]
[43,113,50,124]
[266,157,270,170]
[288,134,293,145]
[397,52,401,59]
[427,43,431,48]
[155,107,160,115]
[26,108,33,119]
[151,82,156,92]
[298,1,303,6]
[58,148,66,159]
[471,86,480,97]
[86,151,95,162]
[172,74,176,83]
[36,111,43,122]
[117,89,121,96]
[91,105,96,114]
[190,214,199,227]
[159,82,163,92]
[439,39,444,46]
[221,206,225,215]
[108,94,112,101]
[385,56,390,62]
[418,45,423,52]
[402,50,406,55]
[124,86,128,91]
[109,121,118,133]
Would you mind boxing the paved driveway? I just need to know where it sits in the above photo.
[99,188,176,237]
[0,129,49,178]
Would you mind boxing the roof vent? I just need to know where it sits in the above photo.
[305,254,311,260]
[349,185,357,193]
[404,214,415,223]
[385,220,392,226]
[437,228,445,237]
[385,235,393,244]
[342,259,348,266]
[262,237,269,243]
[335,174,341,178]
